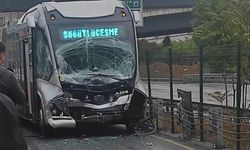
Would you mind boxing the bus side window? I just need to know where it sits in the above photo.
[35,29,53,80]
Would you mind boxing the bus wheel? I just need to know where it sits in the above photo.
[125,121,135,133]
[39,109,53,136]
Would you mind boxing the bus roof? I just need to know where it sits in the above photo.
[19,0,125,23]
[44,0,124,18]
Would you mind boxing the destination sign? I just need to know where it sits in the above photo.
[61,28,120,40]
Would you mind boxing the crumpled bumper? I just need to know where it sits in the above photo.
[47,116,76,129]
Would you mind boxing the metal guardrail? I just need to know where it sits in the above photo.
[149,97,250,149]
[151,97,236,111]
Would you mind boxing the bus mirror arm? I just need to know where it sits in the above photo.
[132,11,141,24]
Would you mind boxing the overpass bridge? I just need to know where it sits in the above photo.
[0,0,194,12]
[0,0,193,37]
[139,0,193,37]
[137,11,192,38]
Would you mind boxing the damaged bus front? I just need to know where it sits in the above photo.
[7,0,147,134]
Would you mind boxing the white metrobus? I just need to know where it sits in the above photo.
[5,0,147,134]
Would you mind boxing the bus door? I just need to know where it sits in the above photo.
[23,31,37,119]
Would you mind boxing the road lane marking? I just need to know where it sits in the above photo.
[150,135,195,150]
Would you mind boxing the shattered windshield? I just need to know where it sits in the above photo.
[50,23,136,85]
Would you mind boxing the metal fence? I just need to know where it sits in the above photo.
[140,41,250,150]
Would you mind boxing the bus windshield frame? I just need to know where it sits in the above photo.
[49,21,136,85]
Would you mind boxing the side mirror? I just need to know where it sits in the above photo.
[26,16,36,28]
[132,11,143,27]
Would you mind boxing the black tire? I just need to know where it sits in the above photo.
[125,121,135,133]
[39,109,53,136]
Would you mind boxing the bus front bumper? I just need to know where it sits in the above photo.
[47,113,125,129]
[76,113,124,124]
[47,116,76,129]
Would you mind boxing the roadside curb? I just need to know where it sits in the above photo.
[156,130,218,150]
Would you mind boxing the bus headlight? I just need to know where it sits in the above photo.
[47,97,70,117]
[50,104,61,116]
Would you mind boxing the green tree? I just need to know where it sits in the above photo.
[234,0,250,108]
[194,0,250,108]
[231,0,250,43]
[193,0,236,45]
[192,0,242,107]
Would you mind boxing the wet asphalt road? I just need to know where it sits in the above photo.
[22,122,189,150]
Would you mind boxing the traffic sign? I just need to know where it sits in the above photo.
[124,0,141,9]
